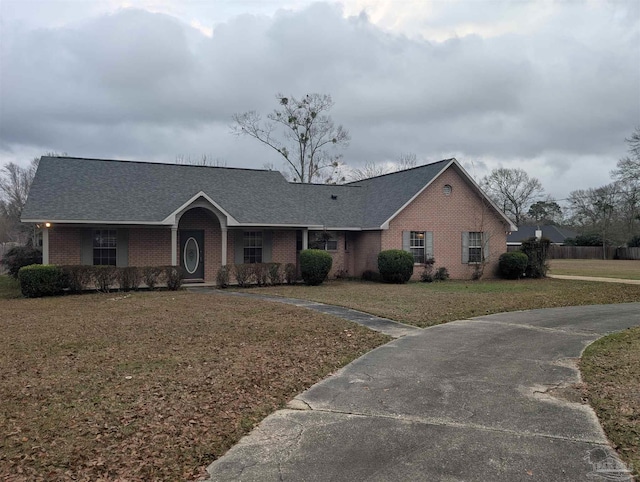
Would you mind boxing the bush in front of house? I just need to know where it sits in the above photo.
[267,263,282,285]
[253,263,269,287]
[433,267,450,281]
[142,266,164,289]
[520,237,551,278]
[117,267,142,292]
[378,249,414,284]
[498,252,529,279]
[18,264,65,298]
[93,265,118,292]
[234,264,254,287]
[300,249,333,286]
[1,245,42,278]
[284,263,297,284]
[420,258,436,282]
[216,266,230,288]
[164,266,183,291]
[60,265,93,293]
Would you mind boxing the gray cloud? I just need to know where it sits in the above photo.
[0,1,638,200]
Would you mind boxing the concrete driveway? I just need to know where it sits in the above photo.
[205,303,640,481]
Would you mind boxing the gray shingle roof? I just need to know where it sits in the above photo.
[22,156,457,228]
[507,225,577,244]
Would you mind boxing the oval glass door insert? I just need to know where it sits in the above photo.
[183,237,199,275]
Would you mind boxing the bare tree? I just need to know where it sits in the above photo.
[175,154,227,167]
[481,168,544,226]
[611,127,640,237]
[348,153,419,181]
[232,93,350,183]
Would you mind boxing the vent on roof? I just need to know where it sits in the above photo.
[331,195,337,200]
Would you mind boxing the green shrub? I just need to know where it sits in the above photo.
[433,267,450,281]
[300,249,333,286]
[420,258,436,282]
[94,266,117,292]
[216,266,230,288]
[18,264,64,298]
[628,235,640,247]
[267,263,282,285]
[60,265,93,293]
[498,252,529,279]
[378,250,414,284]
[361,270,381,282]
[234,264,254,287]
[284,263,297,284]
[117,267,142,291]
[1,246,42,278]
[142,266,163,289]
[165,266,183,290]
[520,237,550,278]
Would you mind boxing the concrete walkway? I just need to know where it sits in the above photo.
[204,302,640,482]
[548,274,640,285]
[187,288,421,338]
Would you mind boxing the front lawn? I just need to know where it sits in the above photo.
[581,327,640,478]
[254,278,640,327]
[0,289,390,481]
[550,259,640,280]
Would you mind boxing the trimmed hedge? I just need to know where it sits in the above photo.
[18,264,65,298]
[498,252,528,279]
[378,250,414,284]
[284,263,297,284]
[300,249,333,286]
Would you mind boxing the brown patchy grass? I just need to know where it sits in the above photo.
[550,259,640,280]
[254,278,640,327]
[581,327,640,478]
[0,289,390,481]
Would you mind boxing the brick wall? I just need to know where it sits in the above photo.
[128,228,172,266]
[271,230,297,266]
[49,227,82,265]
[381,165,508,279]
[351,230,382,276]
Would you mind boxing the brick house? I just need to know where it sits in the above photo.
[22,156,516,282]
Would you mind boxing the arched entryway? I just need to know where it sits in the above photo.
[177,206,224,282]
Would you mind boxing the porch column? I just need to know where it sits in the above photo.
[221,228,228,266]
[302,228,308,250]
[42,228,49,265]
[171,226,178,266]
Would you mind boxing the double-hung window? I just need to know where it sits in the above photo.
[93,229,117,266]
[410,231,426,263]
[468,232,483,263]
[243,231,263,263]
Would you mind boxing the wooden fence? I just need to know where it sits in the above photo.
[508,244,640,260]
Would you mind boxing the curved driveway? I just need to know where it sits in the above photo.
[206,303,640,481]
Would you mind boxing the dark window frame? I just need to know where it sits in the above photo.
[93,229,117,266]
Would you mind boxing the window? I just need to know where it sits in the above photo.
[410,231,426,263]
[468,232,483,263]
[93,229,117,265]
[243,231,263,263]
[309,231,338,251]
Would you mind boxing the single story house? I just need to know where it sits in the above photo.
[507,225,576,248]
[22,156,517,282]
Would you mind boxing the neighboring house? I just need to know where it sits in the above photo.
[22,156,517,282]
[507,225,577,248]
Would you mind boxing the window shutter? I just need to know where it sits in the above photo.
[116,229,129,267]
[483,233,490,262]
[234,230,244,265]
[80,228,93,265]
[402,231,410,252]
[461,232,469,264]
[262,230,272,262]
[425,232,433,259]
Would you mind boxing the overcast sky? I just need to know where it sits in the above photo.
[1,0,638,202]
